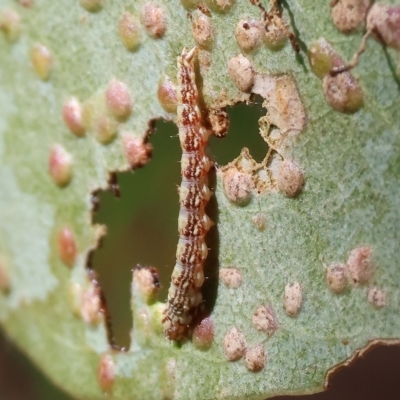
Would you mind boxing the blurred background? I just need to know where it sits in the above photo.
[1,101,399,399]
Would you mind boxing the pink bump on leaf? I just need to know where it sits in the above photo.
[98,354,116,394]
[62,97,85,137]
[105,80,132,120]
[57,227,77,267]
[31,43,52,80]
[193,315,214,349]
[347,246,374,285]
[140,3,166,38]
[367,4,400,50]
[49,144,73,187]
[123,134,152,168]
[0,9,21,42]
[119,12,142,51]
[157,75,178,113]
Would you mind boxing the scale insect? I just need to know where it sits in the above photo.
[162,47,214,341]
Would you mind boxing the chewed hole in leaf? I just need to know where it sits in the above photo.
[209,95,268,165]
[91,120,180,348]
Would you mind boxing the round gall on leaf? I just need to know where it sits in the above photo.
[244,344,266,372]
[219,267,243,289]
[0,9,21,42]
[80,284,102,324]
[263,21,288,50]
[140,3,167,38]
[31,43,52,80]
[223,327,246,361]
[80,0,102,12]
[284,281,303,317]
[252,305,278,335]
[331,0,371,33]
[62,97,85,137]
[192,10,214,49]
[93,115,118,144]
[57,227,77,267]
[119,12,142,51]
[322,72,364,114]
[123,134,153,168]
[326,263,348,293]
[49,144,73,187]
[105,80,132,120]
[277,160,304,198]
[204,0,234,13]
[367,4,400,50]
[97,354,116,394]
[223,168,253,205]
[193,315,214,349]
[235,19,262,52]
[227,54,254,92]
[347,246,374,285]
[133,265,160,304]
[157,75,178,113]
[307,38,345,79]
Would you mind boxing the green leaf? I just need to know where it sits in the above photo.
[1,0,400,399]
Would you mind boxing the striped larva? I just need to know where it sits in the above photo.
[162,47,213,341]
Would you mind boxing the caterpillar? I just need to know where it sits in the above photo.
[162,47,213,341]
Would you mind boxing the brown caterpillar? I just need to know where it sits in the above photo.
[162,47,213,341]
